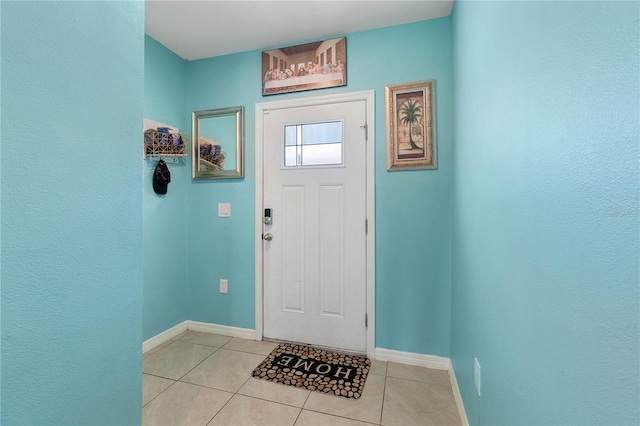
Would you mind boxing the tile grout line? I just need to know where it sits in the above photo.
[378,372,388,426]
[384,373,453,388]
[142,378,179,409]
[292,389,313,425]
[143,372,179,381]
[176,336,234,349]
[142,339,179,360]
[385,361,451,387]
[145,339,275,392]
[142,336,266,423]
[301,407,381,425]
[292,405,304,425]
[296,366,384,425]
[235,391,310,410]
[175,346,221,382]
[188,361,378,424]
[176,347,253,393]
[143,342,233,411]
[302,389,312,408]
[205,376,253,426]
[183,353,309,423]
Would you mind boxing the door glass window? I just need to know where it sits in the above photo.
[284,121,343,167]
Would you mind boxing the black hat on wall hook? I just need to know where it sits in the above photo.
[153,159,171,195]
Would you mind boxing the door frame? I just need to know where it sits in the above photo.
[255,90,375,357]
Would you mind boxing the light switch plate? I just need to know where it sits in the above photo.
[218,203,231,217]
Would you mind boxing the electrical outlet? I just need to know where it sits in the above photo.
[474,357,482,397]
[218,203,231,217]
[219,279,228,294]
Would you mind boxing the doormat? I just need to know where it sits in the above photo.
[252,343,371,399]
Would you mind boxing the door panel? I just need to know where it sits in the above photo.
[319,185,343,317]
[281,185,304,313]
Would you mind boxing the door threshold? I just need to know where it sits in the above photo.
[263,337,367,357]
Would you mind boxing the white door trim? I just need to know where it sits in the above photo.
[255,90,375,357]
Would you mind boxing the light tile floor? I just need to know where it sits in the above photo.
[143,331,462,426]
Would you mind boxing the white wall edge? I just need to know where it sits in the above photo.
[186,320,256,340]
[448,359,470,426]
[143,321,256,354]
[254,102,265,342]
[374,347,450,370]
[363,90,376,358]
[142,321,189,353]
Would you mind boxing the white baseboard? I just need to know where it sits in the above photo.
[375,347,468,425]
[186,320,256,340]
[143,320,256,354]
[449,360,470,426]
[142,321,189,353]
[374,347,450,370]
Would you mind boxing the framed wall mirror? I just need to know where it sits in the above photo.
[192,106,245,179]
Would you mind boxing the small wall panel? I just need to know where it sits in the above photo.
[281,186,305,312]
[319,185,344,317]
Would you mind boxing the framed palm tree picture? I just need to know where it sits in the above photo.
[385,80,436,170]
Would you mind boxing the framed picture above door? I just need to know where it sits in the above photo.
[262,37,347,96]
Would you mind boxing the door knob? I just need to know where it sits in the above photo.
[263,233,273,241]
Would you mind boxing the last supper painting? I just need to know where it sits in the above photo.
[262,37,346,96]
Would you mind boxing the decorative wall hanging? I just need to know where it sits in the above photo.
[192,106,245,179]
[143,118,188,161]
[385,80,437,170]
[262,37,347,96]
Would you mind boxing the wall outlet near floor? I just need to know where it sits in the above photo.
[219,279,228,294]
[474,357,482,397]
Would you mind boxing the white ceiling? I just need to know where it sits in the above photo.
[145,1,454,61]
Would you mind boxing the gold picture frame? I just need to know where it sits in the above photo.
[385,80,436,170]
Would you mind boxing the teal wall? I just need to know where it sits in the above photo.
[451,1,639,425]
[0,2,635,423]
[182,18,453,355]
[143,35,189,340]
[1,1,144,424]
[185,51,258,329]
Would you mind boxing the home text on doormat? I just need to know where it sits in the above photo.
[252,343,371,399]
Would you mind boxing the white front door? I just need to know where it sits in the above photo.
[262,100,367,352]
